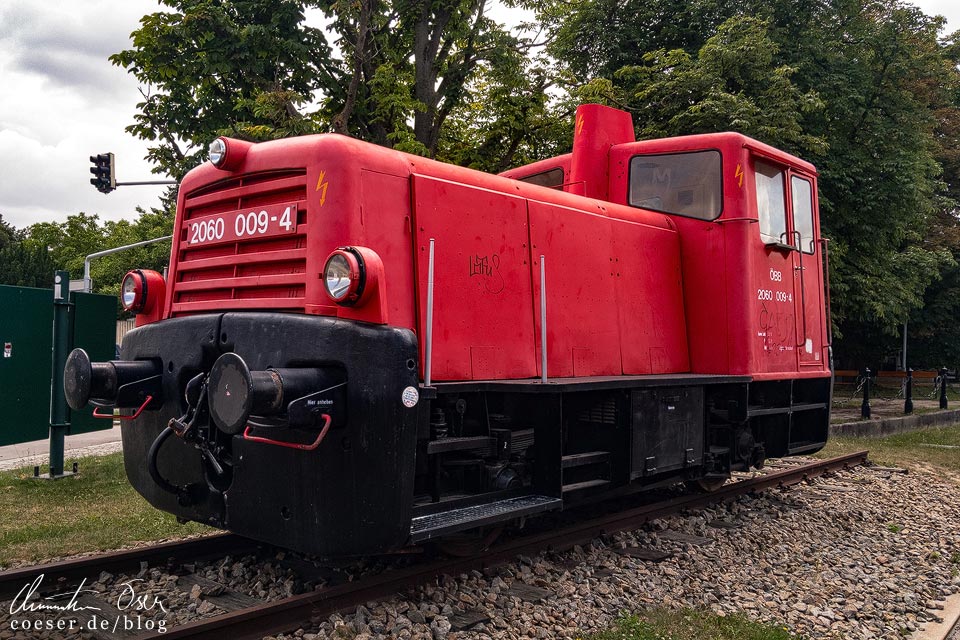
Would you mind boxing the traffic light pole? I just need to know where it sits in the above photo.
[116,180,178,187]
[89,151,176,193]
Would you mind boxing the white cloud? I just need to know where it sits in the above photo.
[0,0,169,229]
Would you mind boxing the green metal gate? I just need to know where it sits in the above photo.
[0,285,116,446]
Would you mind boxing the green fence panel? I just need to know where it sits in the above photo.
[70,291,118,435]
[0,285,118,446]
[0,285,55,446]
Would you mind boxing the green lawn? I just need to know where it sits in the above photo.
[0,452,210,568]
[585,611,800,640]
[818,422,960,474]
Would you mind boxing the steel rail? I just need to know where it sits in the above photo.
[142,451,869,640]
[0,533,259,601]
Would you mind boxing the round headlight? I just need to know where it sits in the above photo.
[323,249,365,305]
[121,271,146,313]
[208,138,227,167]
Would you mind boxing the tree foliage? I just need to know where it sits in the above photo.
[0,215,57,288]
[112,0,559,176]
[110,0,335,178]
[20,209,173,299]
[533,0,960,362]
[577,17,825,157]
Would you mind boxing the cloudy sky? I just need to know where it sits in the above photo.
[0,1,957,230]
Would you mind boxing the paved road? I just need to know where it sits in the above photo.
[0,423,122,471]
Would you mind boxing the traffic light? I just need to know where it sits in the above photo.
[89,153,116,194]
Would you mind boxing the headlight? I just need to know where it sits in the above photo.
[208,138,227,168]
[121,271,147,312]
[323,248,365,305]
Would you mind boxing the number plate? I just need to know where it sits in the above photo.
[185,202,299,246]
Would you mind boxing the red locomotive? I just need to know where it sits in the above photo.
[64,104,831,555]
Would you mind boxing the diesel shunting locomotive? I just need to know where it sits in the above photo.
[64,104,831,556]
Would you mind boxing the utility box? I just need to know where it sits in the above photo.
[0,285,116,446]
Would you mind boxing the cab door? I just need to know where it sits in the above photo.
[788,174,824,367]
[754,159,799,373]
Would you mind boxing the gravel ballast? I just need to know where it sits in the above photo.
[287,462,960,640]
[3,460,959,640]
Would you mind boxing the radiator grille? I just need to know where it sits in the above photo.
[171,170,308,315]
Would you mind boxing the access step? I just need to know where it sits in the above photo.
[561,451,610,469]
[561,479,611,494]
[409,495,562,542]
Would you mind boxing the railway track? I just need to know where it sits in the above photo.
[0,451,868,640]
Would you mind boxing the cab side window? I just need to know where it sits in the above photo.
[517,168,564,188]
[791,176,815,254]
[628,151,722,221]
[755,161,787,245]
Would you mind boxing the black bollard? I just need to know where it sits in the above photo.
[940,367,949,410]
[904,368,913,415]
[861,367,872,420]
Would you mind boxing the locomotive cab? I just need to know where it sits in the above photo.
[610,133,830,457]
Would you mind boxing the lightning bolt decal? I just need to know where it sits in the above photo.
[577,115,585,136]
[735,163,744,188]
[316,169,329,206]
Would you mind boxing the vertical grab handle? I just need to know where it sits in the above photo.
[794,230,807,346]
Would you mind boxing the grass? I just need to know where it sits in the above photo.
[817,422,960,475]
[0,452,210,568]
[584,611,801,640]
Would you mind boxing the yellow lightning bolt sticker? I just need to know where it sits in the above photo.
[735,163,744,188]
[577,114,585,136]
[316,170,329,206]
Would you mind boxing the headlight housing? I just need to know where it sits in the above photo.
[121,271,146,313]
[207,137,250,171]
[323,248,365,305]
[208,138,227,168]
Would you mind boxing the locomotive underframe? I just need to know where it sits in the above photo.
[411,375,830,541]
[117,313,829,556]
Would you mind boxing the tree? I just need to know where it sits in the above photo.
[0,215,58,288]
[536,0,960,343]
[435,39,575,172]
[110,0,336,178]
[781,1,958,339]
[315,0,552,157]
[22,209,174,299]
[114,0,557,176]
[577,17,825,158]
[531,0,737,80]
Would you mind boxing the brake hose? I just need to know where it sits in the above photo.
[147,426,189,500]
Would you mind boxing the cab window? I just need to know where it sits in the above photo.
[517,167,564,188]
[755,161,787,245]
[628,151,722,220]
[791,176,815,254]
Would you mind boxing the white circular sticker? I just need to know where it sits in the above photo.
[401,386,419,408]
